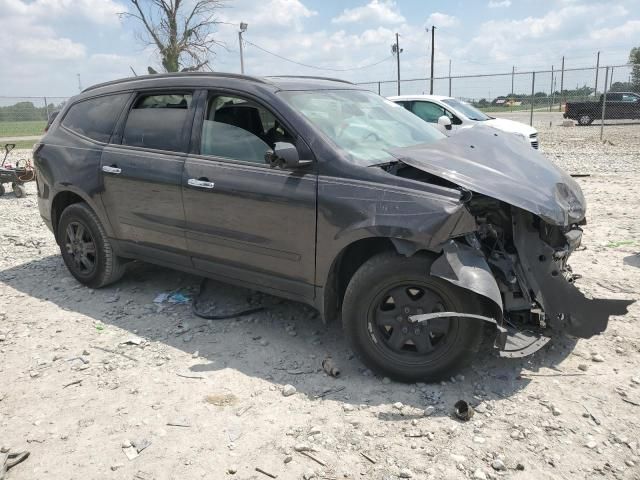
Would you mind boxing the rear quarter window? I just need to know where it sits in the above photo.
[61,93,129,142]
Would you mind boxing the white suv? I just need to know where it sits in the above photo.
[388,95,539,149]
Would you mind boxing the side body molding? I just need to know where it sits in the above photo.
[430,240,503,315]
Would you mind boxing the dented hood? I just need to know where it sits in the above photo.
[390,126,586,226]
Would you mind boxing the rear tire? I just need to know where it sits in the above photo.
[342,252,484,383]
[0,184,5,196]
[577,113,593,126]
[57,202,126,288]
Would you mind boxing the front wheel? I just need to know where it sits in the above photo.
[342,252,484,382]
[57,202,126,288]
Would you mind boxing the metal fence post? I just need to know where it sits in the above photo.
[600,66,609,141]
[377,82,381,95]
[44,97,49,120]
[530,71,536,127]
[559,56,565,112]
[549,65,554,112]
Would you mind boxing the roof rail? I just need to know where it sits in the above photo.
[265,75,354,85]
[82,72,267,93]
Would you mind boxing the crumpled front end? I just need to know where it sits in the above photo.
[511,209,633,338]
[424,197,633,358]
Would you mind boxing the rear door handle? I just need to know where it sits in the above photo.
[187,178,215,189]
[102,165,121,174]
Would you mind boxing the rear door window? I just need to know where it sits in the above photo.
[61,94,129,142]
[122,93,193,152]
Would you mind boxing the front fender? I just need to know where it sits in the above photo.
[430,240,503,316]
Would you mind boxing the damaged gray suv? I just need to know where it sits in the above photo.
[34,73,632,382]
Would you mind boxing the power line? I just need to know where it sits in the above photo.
[242,38,392,72]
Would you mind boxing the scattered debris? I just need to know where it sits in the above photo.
[205,393,238,406]
[492,459,506,471]
[621,397,640,407]
[454,400,474,421]
[166,418,191,427]
[313,386,345,399]
[321,357,341,377]
[282,384,297,397]
[360,452,376,464]
[62,379,83,389]
[0,449,30,479]
[298,450,325,467]
[176,372,204,380]
[255,466,277,478]
[398,468,414,478]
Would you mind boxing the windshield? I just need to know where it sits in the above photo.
[279,89,445,166]
[442,99,491,121]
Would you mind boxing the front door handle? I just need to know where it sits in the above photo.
[102,165,122,174]
[187,178,215,189]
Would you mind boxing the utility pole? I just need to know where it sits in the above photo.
[76,73,82,92]
[429,26,436,94]
[559,56,565,112]
[448,59,452,97]
[594,51,600,96]
[239,22,248,74]
[392,33,402,95]
[511,66,515,96]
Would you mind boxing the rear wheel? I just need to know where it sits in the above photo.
[577,113,593,126]
[342,252,484,382]
[0,184,5,196]
[57,203,126,288]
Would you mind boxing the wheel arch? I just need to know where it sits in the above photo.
[320,236,436,324]
[51,188,112,240]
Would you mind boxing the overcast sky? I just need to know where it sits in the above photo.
[1,0,638,100]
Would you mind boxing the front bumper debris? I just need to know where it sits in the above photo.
[409,311,551,358]
[513,210,634,337]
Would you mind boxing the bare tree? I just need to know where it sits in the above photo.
[122,0,225,73]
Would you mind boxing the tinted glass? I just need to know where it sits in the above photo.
[622,94,639,102]
[280,90,444,166]
[411,101,446,123]
[122,93,192,152]
[200,95,294,163]
[62,94,128,142]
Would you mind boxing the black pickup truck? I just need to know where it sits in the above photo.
[564,91,640,125]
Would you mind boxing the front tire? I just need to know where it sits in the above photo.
[342,252,484,382]
[57,203,126,288]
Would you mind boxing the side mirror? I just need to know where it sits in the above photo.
[437,115,453,131]
[265,142,311,169]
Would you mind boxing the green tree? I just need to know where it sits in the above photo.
[630,47,640,93]
[122,0,225,73]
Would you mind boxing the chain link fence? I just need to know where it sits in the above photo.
[0,97,69,147]
[358,64,639,145]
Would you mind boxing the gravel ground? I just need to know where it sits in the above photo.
[1,126,640,480]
